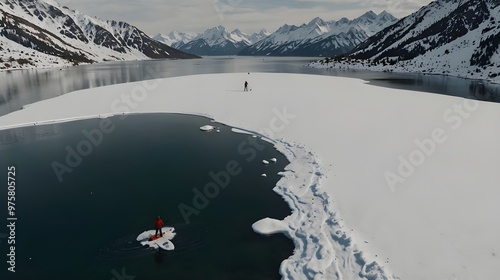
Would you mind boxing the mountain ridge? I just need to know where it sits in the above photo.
[238,11,398,57]
[152,31,199,48]
[164,26,271,56]
[0,0,197,70]
[310,0,500,82]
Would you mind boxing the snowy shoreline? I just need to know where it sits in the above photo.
[308,59,500,85]
[1,73,499,280]
[0,57,188,72]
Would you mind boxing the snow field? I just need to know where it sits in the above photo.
[1,73,499,280]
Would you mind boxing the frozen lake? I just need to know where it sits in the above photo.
[1,56,500,117]
[2,57,500,279]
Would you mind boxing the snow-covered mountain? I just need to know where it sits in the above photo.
[249,29,271,45]
[152,31,198,48]
[239,11,398,57]
[313,0,500,81]
[173,26,271,56]
[0,0,197,70]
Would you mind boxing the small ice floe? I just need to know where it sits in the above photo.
[200,125,215,132]
[216,129,221,133]
[262,160,269,165]
[137,227,176,251]
[270,158,277,163]
[252,218,288,235]
[261,173,267,177]
[99,114,113,119]
[231,128,247,134]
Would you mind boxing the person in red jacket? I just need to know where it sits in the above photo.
[155,216,164,237]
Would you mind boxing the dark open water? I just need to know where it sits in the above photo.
[0,114,293,280]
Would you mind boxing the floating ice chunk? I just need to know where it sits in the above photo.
[200,125,215,132]
[99,114,113,119]
[261,173,267,177]
[216,129,221,133]
[270,158,277,163]
[252,218,288,235]
[231,128,248,134]
[262,160,269,165]
[136,227,176,251]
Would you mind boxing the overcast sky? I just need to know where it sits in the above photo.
[62,0,433,35]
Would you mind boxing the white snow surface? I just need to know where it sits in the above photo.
[1,73,499,280]
[0,36,72,69]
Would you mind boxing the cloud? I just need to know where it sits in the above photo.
[359,0,433,16]
[63,0,433,35]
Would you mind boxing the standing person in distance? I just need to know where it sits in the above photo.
[244,81,249,92]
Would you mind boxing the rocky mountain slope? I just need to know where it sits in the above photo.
[311,0,500,81]
[0,0,197,70]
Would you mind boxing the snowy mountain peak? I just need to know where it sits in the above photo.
[259,29,270,35]
[231,28,246,37]
[196,25,242,45]
[210,25,227,32]
[152,31,198,47]
[377,10,397,21]
[369,10,398,25]
[337,17,350,24]
[239,11,398,57]
[248,29,271,44]
[307,17,326,26]
[276,24,299,34]
[360,10,378,20]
